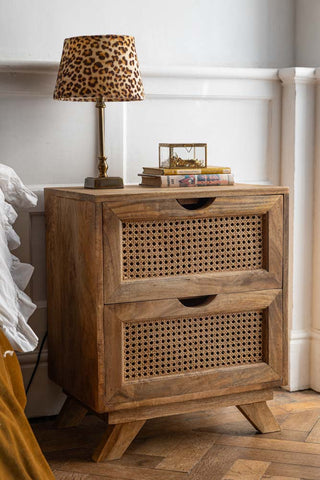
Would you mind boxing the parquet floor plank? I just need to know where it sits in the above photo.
[222,459,270,479]
[53,471,116,480]
[156,432,217,472]
[100,452,164,469]
[46,449,94,472]
[51,460,187,480]
[262,476,301,480]
[306,419,320,444]
[196,421,259,436]
[238,447,320,468]
[280,410,320,432]
[53,473,90,480]
[282,402,320,414]
[215,434,320,455]
[265,461,320,479]
[260,430,308,442]
[129,432,185,456]
[189,444,243,480]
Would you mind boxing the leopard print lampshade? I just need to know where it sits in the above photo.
[53,35,144,102]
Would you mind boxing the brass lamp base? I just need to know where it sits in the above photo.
[84,176,124,189]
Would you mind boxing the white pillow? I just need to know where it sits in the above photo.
[0,164,37,208]
[0,207,37,351]
[0,166,38,352]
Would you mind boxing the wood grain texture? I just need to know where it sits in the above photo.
[215,434,320,455]
[282,193,289,386]
[266,462,320,478]
[190,444,243,480]
[103,194,283,304]
[45,184,289,202]
[92,421,146,462]
[262,477,301,480]
[267,195,283,287]
[103,271,282,305]
[108,390,274,424]
[106,194,281,219]
[237,402,280,433]
[280,409,320,432]
[222,459,270,479]
[56,396,88,428]
[306,418,320,443]
[156,432,216,472]
[45,193,105,412]
[103,291,282,409]
[53,472,109,480]
[267,294,284,381]
[106,291,281,320]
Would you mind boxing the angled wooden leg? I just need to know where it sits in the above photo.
[237,401,280,433]
[55,396,88,428]
[92,420,146,462]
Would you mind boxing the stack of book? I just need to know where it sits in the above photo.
[138,166,234,188]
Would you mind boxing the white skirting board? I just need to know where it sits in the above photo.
[289,330,310,392]
[310,329,320,392]
[20,359,66,418]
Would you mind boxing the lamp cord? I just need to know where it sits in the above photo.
[26,331,48,395]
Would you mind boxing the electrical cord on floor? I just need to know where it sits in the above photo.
[26,331,48,395]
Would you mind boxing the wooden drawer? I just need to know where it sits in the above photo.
[103,194,283,303]
[103,289,285,410]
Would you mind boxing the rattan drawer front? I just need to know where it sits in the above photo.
[122,214,264,280]
[123,309,264,382]
[103,290,284,409]
[103,194,283,304]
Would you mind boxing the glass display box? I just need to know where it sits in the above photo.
[159,143,207,169]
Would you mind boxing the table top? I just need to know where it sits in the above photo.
[44,183,289,203]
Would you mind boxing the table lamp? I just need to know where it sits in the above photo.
[53,35,144,189]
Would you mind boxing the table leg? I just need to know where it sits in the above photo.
[55,396,88,428]
[237,400,280,433]
[92,420,146,462]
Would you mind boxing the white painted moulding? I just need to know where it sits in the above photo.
[1,62,318,84]
[278,67,315,84]
[289,329,310,341]
[314,68,320,83]
[310,329,320,391]
[0,60,280,81]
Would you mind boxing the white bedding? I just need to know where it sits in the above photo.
[0,164,38,352]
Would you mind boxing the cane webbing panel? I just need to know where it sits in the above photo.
[123,310,264,381]
[122,215,264,280]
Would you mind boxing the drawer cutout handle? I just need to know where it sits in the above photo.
[178,295,217,307]
[176,197,216,210]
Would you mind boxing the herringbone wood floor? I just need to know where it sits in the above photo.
[32,389,320,480]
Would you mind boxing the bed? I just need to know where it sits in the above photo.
[0,164,54,479]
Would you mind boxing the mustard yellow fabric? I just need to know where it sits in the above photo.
[0,329,55,480]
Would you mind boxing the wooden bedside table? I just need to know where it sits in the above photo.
[45,184,288,462]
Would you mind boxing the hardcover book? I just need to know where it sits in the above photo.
[139,174,234,188]
[143,166,231,175]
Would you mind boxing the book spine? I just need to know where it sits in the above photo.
[163,167,231,175]
[161,174,234,187]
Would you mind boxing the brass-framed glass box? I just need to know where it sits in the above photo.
[159,143,207,169]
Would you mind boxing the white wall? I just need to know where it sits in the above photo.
[1,0,295,67]
[296,0,320,67]
[0,0,296,188]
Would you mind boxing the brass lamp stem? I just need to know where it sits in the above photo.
[96,98,108,178]
[84,98,123,189]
